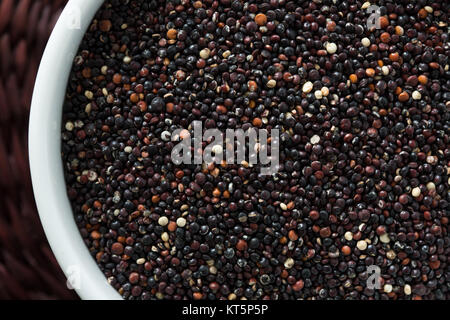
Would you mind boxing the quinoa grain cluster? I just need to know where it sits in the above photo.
[62,0,449,300]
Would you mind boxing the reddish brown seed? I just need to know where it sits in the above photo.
[82,67,91,78]
[326,21,336,31]
[112,73,122,84]
[168,221,177,232]
[429,62,439,69]
[176,70,186,81]
[252,117,262,127]
[429,260,440,269]
[193,292,203,300]
[418,8,427,19]
[309,210,319,220]
[209,282,219,292]
[365,68,375,77]
[130,93,139,103]
[406,75,418,86]
[236,239,248,251]
[379,16,389,28]
[376,226,386,236]
[319,227,331,238]
[349,74,358,83]
[255,13,267,26]
[90,230,101,240]
[129,272,139,284]
[389,52,399,62]
[292,280,304,291]
[99,20,112,32]
[138,101,147,112]
[196,59,206,69]
[288,230,298,241]
[341,246,351,256]
[418,75,428,84]
[167,28,178,40]
[399,194,409,204]
[380,32,391,43]
[398,91,409,102]
[111,242,124,255]
[248,80,258,91]
[193,1,203,9]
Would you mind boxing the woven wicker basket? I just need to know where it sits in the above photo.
[0,0,77,299]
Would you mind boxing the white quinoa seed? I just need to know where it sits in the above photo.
[222,50,231,58]
[176,217,187,227]
[124,146,132,153]
[267,79,277,88]
[326,42,337,54]
[356,240,367,251]
[361,37,371,47]
[200,48,211,59]
[284,257,294,269]
[412,187,421,197]
[387,250,396,260]
[384,284,393,293]
[158,216,169,226]
[404,284,412,295]
[314,90,323,99]
[161,130,171,141]
[380,233,390,243]
[412,90,421,100]
[361,2,371,10]
[344,231,353,241]
[84,90,93,99]
[302,81,313,93]
[65,121,74,131]
[310,135,320,144]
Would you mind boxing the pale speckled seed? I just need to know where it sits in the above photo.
[412,90,421,100]
[158,216,169,226]
[412,187,421,197]
[357,240,367,251]
[361,37,371,47]
[267,79,277,88]
[284,257,294,269]
[380,233,390,243]
[314,90,323,99]
[302,81,313,93]
[404,284,412,295]
[326,42,337,54]
[310,135,320,144]
[176,217,186,227]
[200,48,210,59]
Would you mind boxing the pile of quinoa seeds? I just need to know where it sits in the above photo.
[61,0,449,300]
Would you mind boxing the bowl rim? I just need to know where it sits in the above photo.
[29,0,122,300]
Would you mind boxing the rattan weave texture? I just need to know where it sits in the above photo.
[0,0,77,300]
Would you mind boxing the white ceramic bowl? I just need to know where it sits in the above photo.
[29,0,121,300]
